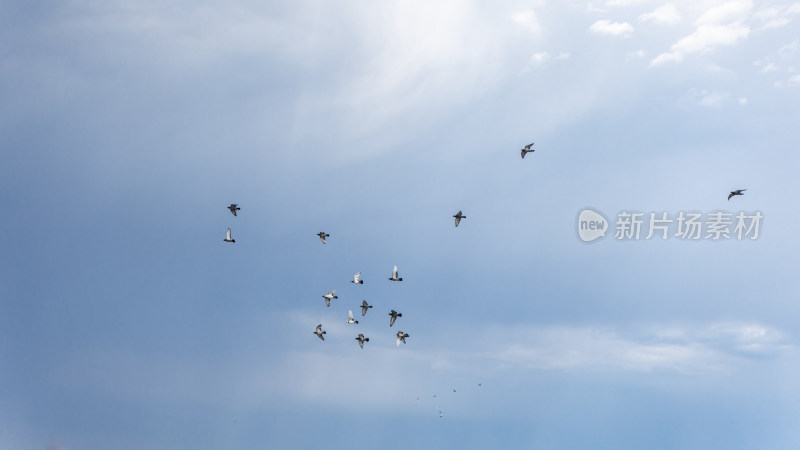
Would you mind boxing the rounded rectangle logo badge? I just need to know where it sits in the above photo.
[577,208,608,242]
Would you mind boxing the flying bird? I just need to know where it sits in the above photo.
[521,142,535,159]
[317,232,329,244]
[223,228,235,243]
[728,189,747,200]
[389,310,402,327]
[314,324,326,341]
[351,272,364,284]
[389,265,403,282]
[228,204,240,216]
[360,300,372,316]
[396,330,409,346]
[355,333,369,349]
[322,290,338,307]
[346,310,359,324]
[453,211,466,227]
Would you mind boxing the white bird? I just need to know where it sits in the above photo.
[360,300,372,316]
[346,310,359,324]
[317,232,329,244]
[322,290,338,307]
[396,330,409,346]
[355,333,369,349]
[521,142,535,159]
[389,265,403,282]
[351,272,364,284]
[453,211,466,227]
[224,228,235,243]
[314,324,326,341]
[228,204,240,216]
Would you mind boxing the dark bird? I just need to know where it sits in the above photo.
[521,142,535,159]
[453,211,466,227]
[322,290,338,307]
[346,310,359,324]
[355,333,369,349]
[314,324,326,341]
[360,300,372,316]
[728,189,747,200]
[351,272,364,284]
[228,204,240,216]
[389,310,402,327]
[389,265,403,281]
[317,232,329,244]
[224,228,235,243]
[396,330,409,346]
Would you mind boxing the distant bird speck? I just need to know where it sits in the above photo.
[453,211,466,227]
[389,265,403,281]
[347,310,359,324]
[224,228,235,243]
[396,330,409,346]
[351,272,364,284]
[728,189,747,200]
[317,232,329,244]
[228,204,240,216]
[360,300,372,316]
[521,142,535,159]
[355,333,369,349]
[322,290,338,307]
[389,310,402,327]
[314,324,326,341]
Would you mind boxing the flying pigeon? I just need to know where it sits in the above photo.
[317,232,329,244]
[355,333,369,349]
[389,265,403,282]
[728,189,747,200]
[351,272,364,284]
[396,330,409,346]
[360,300,372,316]
[453,211,466,227]
[346,310,359,324]
[314,324,326,341]
[389,310,402,327]
[223,228,235,243]
[228,204,240,216]
[521,142,535,159]
[322,290,338,307]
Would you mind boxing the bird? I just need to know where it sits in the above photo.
[346,310,359,324]
[521,142,535,159]
[355,333,369,349]
[360,300,372,316]
[728,189,747,200]
[478,383,482,387]
[351,272,364,284]
[314,324,326,341]
[227,204,240,216]
[389,265,403,281]
[439,411,443,418]
[322,290,338,307]
[317,232,329,244]
[223,228,235,243]
[452,389,456,392]
[389,310,402,327]
[453,211,466,227]
[396,330,409,346]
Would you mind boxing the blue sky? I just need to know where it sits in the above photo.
[2,0,800,449]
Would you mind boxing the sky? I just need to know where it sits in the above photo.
[2,0,800,449]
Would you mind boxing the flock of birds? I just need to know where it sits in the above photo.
[219,143,749,418]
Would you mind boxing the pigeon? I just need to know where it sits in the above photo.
[360,300,372,316]
[389,265,403,282]
[228,204,240,216]
[728,189,747,200]
[355,333,369,349]
[389,310,402,327]
[317,232,329,244]
[453,211,466,227]
[224,228,235,243]
[521,142,535,159]
[322,290,338,307]
[396,330,409,346]
[346,310,359,324]
[351,272,364,284]
[314,324,326,341]
[439,411,443,418]
[478,383,482,387]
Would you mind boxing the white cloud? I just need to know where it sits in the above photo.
[589,19,634,37]
[606,0,643,6]
[680,88,733,107]
[626,49,646,61]
[738,97,748,105]
[512,10,542,35]
[639,4,682,25]
[753,3,800,30]
[530,52,551,63]
[760,62,779,73]
[775,74,800,87]
[556,51,572,60]
[650,1,753,66]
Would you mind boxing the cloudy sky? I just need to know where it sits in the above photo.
[2,0,800,448]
